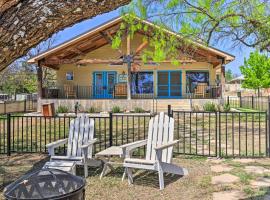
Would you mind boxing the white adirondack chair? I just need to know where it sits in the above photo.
[123,112,188,190]
[46,115,99,177]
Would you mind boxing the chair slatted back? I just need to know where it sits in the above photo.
[146,112,174,163]
[67,115,94,157]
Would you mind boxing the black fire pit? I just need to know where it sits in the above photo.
[4,168,85,200]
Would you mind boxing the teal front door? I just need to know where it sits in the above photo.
[93,72,116,98]
[157,71,182,98]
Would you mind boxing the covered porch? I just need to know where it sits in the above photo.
[42,69,222,100]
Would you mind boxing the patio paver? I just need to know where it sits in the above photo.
[244,166,270,174]
[233,158,256,164]
[213,190,246,200]
[250,177,270,188]
[212,173,240,185]
[211,165,233,173]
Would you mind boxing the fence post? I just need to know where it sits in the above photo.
[227,96,230,105]
[7,113,11,156]
[109,112,113,147]
[218,112,221,158]
[168,105,172,117]
[239,93,242,108]
[251,95,254,109]
[268,101,270,157]
[4,101,6,114]
[24,99,27,112]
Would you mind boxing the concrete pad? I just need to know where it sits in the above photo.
[250,177,270,188]
[212,173,240,185]
[211,165,233,173]
[213,190,246,200]
[245,166,270,174]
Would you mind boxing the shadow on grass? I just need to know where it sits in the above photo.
[86,165,183,189]
[0,154,49,192]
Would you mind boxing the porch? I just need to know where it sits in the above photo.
[42,83,221,100]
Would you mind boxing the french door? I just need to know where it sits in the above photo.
[157,71,182,98]
[93,71,116,98]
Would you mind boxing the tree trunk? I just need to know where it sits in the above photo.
[0,0,131,71]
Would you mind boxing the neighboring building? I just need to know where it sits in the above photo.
[28,16,235,112]
[229,75,244,84]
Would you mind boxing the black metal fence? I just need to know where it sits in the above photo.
[0,106,269,158]
[226,96,270,111]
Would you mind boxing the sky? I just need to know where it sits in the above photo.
[49,9,253,76]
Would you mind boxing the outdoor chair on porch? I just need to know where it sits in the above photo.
[46,115,100,177]
[122,112,188,190]
[114,83,127,98]
[194,83,208,98]
[64,84,77,99]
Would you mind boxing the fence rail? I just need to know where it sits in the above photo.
[0,106,269,158]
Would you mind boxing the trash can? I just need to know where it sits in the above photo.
[4,168,85,200]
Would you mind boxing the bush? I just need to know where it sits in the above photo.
[192,105,200,111]
[203,102,217,112]
[111,106,121,113]
[87,106,100,113]
[56,105,69,113]
[223,103,231,112]
[134,107,145,113]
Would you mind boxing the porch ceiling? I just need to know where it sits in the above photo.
[28,16,235,69]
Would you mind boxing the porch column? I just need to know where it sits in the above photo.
[37,63,43,99]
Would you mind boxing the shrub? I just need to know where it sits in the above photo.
[223,103,231,112]
[192,105,200,111]
[87,106,100,113]
[134,107,145,113]
[111,106,121,113]
[203,102,217,112]
[56,105,69,113]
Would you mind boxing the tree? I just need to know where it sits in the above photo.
[240,51,270,95]
[121,0,270,54]
[225,69,234,82]
[0,36,58,94]
[0,0,131,70]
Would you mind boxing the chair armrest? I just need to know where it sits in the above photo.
[120,139,147,151]
[120,139,147,158]
[46,138,68,156]
[154,140,179,151]
[46,138,68,149]
[81,138,98,149]
[81,138,97,160]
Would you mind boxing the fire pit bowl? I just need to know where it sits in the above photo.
[4,168,85,200]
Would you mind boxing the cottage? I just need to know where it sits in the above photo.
[28,16,235,112]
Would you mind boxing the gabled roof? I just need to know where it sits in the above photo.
[28,15,235,65]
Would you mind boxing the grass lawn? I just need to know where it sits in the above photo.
[1,154,270,199]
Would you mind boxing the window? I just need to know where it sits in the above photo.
[186,71,209,92]
[131,72,153,94]
[66,71,74,81]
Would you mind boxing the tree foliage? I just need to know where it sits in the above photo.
[0,37,57,94]
[240,51,270,90]
[225,69,234,82]
[119,0,270,54]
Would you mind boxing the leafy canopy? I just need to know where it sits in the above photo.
[240,51,270,89]
[114,0,270,60]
